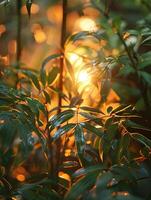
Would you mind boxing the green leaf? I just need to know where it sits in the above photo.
[117,134,130,162]
[40,69,47,87]
[138,71,151,86]
[49,109,75,128]
[26,0,32,17]
[80,106,103,114]
[22,70,41,90]
[79,112,102,125]
[131,133,151,149]
[51,123,75,141]
[74,124,85,166]
[81,122,104,137]
[26,97,46,116]
[65,172,98,200]
[73,164,105,178]
[48,67,60,85]
[101,78,111,103]
[65,58,75,82]
[70,96,83,107]
[43,90,51,103]
[118,65,135,77]
[41,54,62,70]
[66,31,90,44]
[111,105,132,114]
[139,51,151,69]
[125,120,151,132]
[96,171,113,192]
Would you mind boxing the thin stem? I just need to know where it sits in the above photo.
[45,108,54,178]
[16,0,22,66]
[58,0,67,113]
[15,0,22,88]
[117,32,137,70]
[55,0,67,177]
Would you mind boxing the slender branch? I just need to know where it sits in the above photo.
[45,108,54,179]
[117,32,137,70]
[15,0,22,88]
[55,0,67,177]
[16,0,22,66]
[58,0,67,113]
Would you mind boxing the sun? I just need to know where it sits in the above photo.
[77,70,90,84]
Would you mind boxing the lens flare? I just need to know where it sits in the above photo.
[77,70,90,83]
[67,52,83,68]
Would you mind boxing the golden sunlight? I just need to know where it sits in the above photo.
[74,17,97,32]
[67,52,83,68]
[76,70,90,84]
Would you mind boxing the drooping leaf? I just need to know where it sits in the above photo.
[138,71,151,86]
[81,122,104,137]
[51,123,75,142]
[26,0,32,17]
[48,67,60,85]
[22,70,41,90]
[73,164,106,178]
[74,124,85,166]
[49,109,75,128]
[79,112,102,125]
[40,68,47,87]
[131,133,151,149]
[26,97,46,116]
[80,106,104,114]
[43,90,51,104]
[65,172,98,200]
[41,54,62,70]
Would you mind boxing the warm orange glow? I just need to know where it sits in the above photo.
[0,24,6,36]
[0,55,9,65]
[74,17,97,32]
[16,174,25,182]
[100,40,107,47]
[8,40,16,54]
[58,171,70,182]
[46,5,62,24]
[34,30,46,43]
[65,149,71,157]
[86,140,91,144]
[83,7,100,18]
[21,4,40,15]
[31,23,41,33]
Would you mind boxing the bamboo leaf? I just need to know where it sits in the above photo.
[80,106,104,114]
[52,123,75,142]
[41,54,62,70]
[73,164,105,178]
[79,112,102,125]
[43,90,51,103]
[65,173,98,200]
[22,70,41,90]
[131,133,151,149]
[48,67,60,85]
[81,122,104,137]
[49,109,75,128]
[74,124,85,166]
[26,0,32,17]
[40,69,47,87]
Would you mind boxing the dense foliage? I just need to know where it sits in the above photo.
[0,0,151,199]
